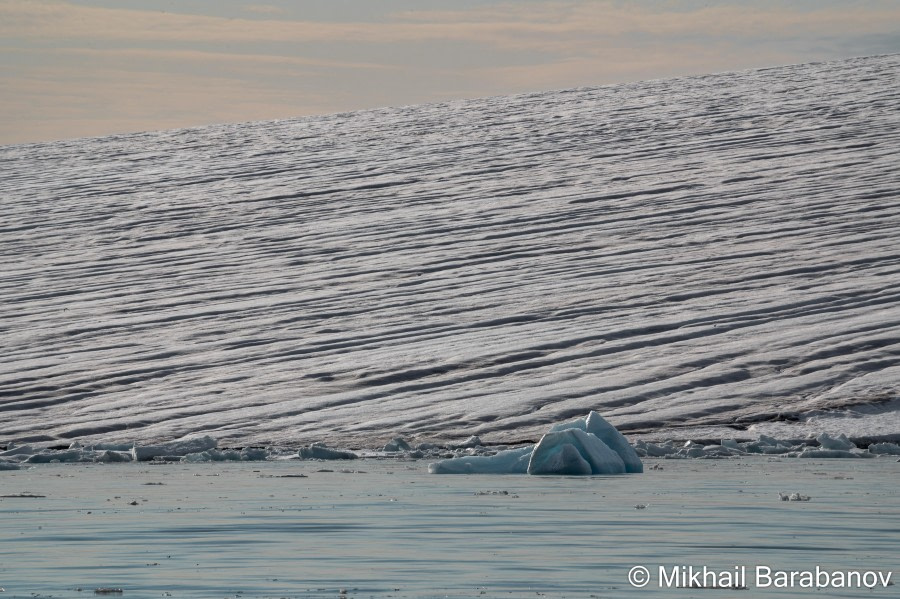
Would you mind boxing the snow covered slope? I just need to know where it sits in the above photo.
[2,54,899,447]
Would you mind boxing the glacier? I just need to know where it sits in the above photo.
[1,54,899,449]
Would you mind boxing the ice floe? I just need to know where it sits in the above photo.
[131,436,218,461]
[428,446,534,474]
[868,442,900,455]
[298,444,358,460]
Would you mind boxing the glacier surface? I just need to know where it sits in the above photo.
[2,54,899,448]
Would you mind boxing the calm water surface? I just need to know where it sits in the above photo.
[1,457,897,598]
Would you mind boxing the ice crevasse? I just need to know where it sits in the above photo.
[428,411,643,475]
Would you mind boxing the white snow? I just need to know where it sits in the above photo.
[1,54,899,448]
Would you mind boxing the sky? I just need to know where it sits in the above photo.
[1,0,899,145]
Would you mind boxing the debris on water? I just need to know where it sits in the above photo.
[649,464,664,470]
[634,504,648,509]
[474,490,509,496]
[94,589,123,595]
[779,492,811,502]
[128,500,139,506]
[0,493,46,498]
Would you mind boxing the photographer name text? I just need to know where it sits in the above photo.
[627,565,893,589]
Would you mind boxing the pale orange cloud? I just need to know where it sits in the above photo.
[1,0,898,144]
[242,4,286,16]
[2,1,898,46]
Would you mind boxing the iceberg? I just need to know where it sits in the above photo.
[528,429,625,475]
[550,411,644,473]
[430,411,641,475]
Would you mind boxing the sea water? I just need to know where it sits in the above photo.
[1,457,897,598]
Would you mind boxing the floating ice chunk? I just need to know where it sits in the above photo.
[24,450,88,463]
[528,441,592,475]
[816,432,855,451]
[721,439,742,451]
[701,445,737,457]
[634,440,676,457]
[779,492,811,502]
[429,411,640,475]
[684,446,704,458]
[760,444,795,455]
[528,429,625,475]
[868,442,900,455]
[0,445,38,457]
[132,436,217,462]
[584,412,643,473]
[298,445,357,460]
[428,446,533,474]
[456,436,482,449]
[549,411,642,473]
[756,434,779,447]
[741,441,764,454]
[0,461,20,470]
[383,438,411,452]
[182,448,242,462]
[87,442,134,452]
[96,450,132,463]
[182,452,216,463]
[240,447,269,461]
